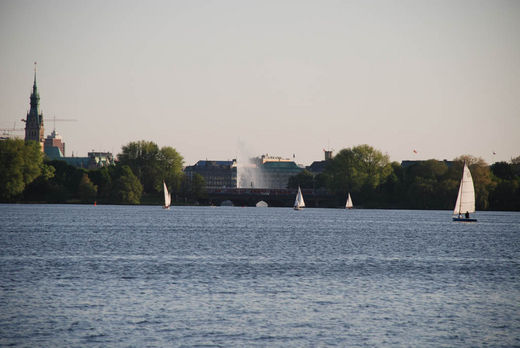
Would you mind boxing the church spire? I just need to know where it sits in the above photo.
[24,62,44,150]
[30,62,40,113]
[33,62,37,91]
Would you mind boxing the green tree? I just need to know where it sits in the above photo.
[78,173,98,203]
[23,162,56,202]
[157,146,184,198]
[491,162,515,180]
[380,162,404,208]
[489,158,520,211]
[89,166,113,203]
[112,165,143,204]
[46,160,87,202]
[325,144,391,205]
[489,180,520,211]
[180,173,206,203]
[403,160,451,209]
[0,139,44,201]
[313,173,329,190]
[288,169,314,189]
[190,173,207,202]
[118,140,161,193]
[118,140,184,195]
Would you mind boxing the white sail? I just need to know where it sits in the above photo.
[345,193,353,209]
[163,181,171,208]
[453,163,475,215]
[294,186,305,209]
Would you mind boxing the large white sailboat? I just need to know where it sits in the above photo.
[345,193,353,209]
[163,181,171,210]
[294,186,305,210]
[452,162,477,222]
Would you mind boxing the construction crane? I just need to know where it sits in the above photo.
[0,127,24,137]
[0,121,24,137]
[20,116,78,131]
[44,116,78,132]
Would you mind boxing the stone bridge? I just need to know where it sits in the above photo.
[206,188,336,208]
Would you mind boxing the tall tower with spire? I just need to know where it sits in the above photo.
[24,62,45,150]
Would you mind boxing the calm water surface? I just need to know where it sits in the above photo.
[0,204,519,347]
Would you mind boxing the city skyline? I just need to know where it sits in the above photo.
[1,0,519,166]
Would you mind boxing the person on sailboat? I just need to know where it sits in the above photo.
[465,211,470,219]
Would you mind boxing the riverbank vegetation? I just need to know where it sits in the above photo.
[0,139,204,205]
[288,145,519,211]
[1,139,518,210]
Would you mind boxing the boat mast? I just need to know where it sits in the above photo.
[458,161,465,215]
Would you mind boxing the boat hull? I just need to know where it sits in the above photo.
[453,217,477,222]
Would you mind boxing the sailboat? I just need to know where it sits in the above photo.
[294,186,305,210]
[345,193,353,209]
[163,181,171,210]
[452,162,477,222]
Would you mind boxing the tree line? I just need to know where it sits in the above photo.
[288,144,520,211]
[1,139,519,210]
[0,139,206,205]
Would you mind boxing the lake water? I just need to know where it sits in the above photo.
[0,204,519,347]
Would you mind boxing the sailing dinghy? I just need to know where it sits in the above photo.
[345,193,353,209]
[452,162,477,222]
[294,186,305,210]
[163,181,171,210]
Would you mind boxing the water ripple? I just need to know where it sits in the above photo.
[0,205,519,347]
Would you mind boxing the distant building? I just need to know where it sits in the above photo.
[240,154,304,189]
[307,150,333,174]
[48,151,115,169]
[44,130,65,159]
[324,149,333,161]
[260,160,303,189]
[44,146,64,160]
[184,160,238,189]
[23,66,44,150]
[87,152,115,168]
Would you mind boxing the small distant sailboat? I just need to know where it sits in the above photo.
[294,186,305,210]
[163,181,171,210]
[345,193,353,209]
[452,162,477,222]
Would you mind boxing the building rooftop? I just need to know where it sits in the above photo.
[44,146,64,159]
[262,161,301,171]
[260,154,293,164]
[307,160,329,173]
[194,160,236,167]
[46,130,62,140]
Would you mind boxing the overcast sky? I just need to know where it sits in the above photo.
[1,0,519,166]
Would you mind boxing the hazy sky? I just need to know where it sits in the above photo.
[1,0,519,166]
